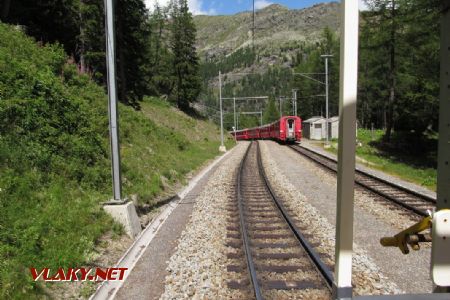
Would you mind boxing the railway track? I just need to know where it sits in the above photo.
[226,141,332,299]
[289,144,436,217]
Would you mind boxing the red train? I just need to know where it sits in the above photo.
[231,116,302,143]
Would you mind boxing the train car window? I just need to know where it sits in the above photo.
[288,119,294,129]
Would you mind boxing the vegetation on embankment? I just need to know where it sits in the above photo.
[0,23,233,298]
[319,129,437,191]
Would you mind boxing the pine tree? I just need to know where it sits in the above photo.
[78,0,105,79]
[170,0,201,112]
[115,0,150,107]
[146,4,173,97]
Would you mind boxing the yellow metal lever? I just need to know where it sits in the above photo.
[380,216,432,254]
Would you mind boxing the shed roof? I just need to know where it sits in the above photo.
[303,116,325,123]
[328,116,339,122]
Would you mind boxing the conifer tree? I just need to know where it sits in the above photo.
[147,4,173,96]
[170,0,201,111]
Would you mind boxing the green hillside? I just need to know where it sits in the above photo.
[0,22,232,298]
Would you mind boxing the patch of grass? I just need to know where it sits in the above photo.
[321,129,437,191]
[0,22,234,298]
[119,97,235,205]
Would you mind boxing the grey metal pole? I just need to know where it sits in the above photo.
[371,123,374,141]
[260,111,263,126]
[233,97,236,130]
[252,0,255,50]
[325,56,329,143]
[292,90,296,116]
[333,1,358,298]
[219,71,224,149]
[292,95,295,116]
[294,90,298,116]
[105,0,122,202]
[431,2,450,291]
[279,97,282,118]
[321,54,333,143]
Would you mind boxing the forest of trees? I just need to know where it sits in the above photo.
[0,0,201,111]
[0,0,442,141]
[359,0,441,141]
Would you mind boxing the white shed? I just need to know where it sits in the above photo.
[302,116,326,140]
[328,116,339,139]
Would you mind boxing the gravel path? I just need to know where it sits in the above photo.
[260,140,433,294]
[160,142,249,300]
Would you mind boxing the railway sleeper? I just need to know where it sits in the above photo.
[262,280,323,290]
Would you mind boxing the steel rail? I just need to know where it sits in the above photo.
[236,142,264,300]
[297,145,436,204]
[256,142,334,289]
[289,144,435,217]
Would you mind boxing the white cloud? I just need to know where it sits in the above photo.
[188,0,217,15]
[145,0,170,10]
[359,0,369,11]
[254,0,273,10]
[144,0,216,15]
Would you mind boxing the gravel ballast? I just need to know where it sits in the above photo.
[160,142,249,300]
[159,139,432,298]
[300,139,436,200]
[260,140,433,294]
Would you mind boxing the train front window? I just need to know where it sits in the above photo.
[288,119,294,129]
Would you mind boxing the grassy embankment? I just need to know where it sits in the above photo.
[0,23,233,299]
[315,129,437,191]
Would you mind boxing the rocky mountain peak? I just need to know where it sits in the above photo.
[258,3,289,13]
[194,2,340,59]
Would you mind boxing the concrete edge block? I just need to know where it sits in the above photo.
[104,201,142,238]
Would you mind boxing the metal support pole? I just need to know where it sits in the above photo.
[325,57,329,143]
[292,93,295,116]
[105,0,123,202]
[432,2,450,291]
[371,123,374,141]
[333,1,359,299]
[252,0,255,50]
[219,71,225,152]
[293,89,298,116]
[234,97,236,130]
[260,111,263,126]
[292,90,298,116]
[279,97,283,118]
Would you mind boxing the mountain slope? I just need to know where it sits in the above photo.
[194,2,340,59]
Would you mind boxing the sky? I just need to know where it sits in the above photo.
[144,0,368,15]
